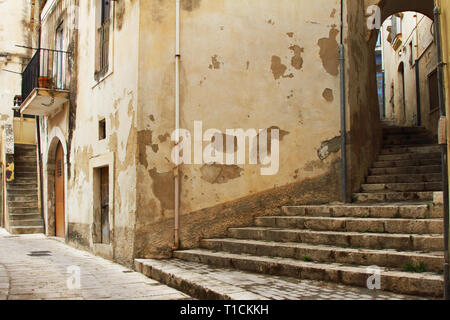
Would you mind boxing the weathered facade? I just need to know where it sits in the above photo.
[0,0,40,231]
[24,0,349,265]
[0,0,447,289]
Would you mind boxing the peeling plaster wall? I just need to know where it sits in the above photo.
[69,0,140,265]
[38,0,140,266]
[135,0,344,259]
[0,0,33,127]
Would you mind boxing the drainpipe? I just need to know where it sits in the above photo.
[339,0,347,203]
[36,117,45,232]
[415,59,421,126]
[434,6,450,300]
[172,0,181,251]
[36,0,45,232]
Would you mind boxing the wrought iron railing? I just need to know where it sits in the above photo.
[21,48,70,102]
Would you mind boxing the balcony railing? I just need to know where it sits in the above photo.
[21,48,70,102]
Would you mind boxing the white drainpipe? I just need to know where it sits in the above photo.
[173,0,181,250]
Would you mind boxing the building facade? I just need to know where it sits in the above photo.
[0,1,447,287]
[379,11,439,137]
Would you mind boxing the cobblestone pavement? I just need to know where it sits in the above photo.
[0,229,190,300]
[140,259,427,300]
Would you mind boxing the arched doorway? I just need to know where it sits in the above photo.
[345,0,436,194]
[55,141,65,238]
[46,133,67,238]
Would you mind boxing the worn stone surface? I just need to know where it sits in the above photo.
[136,259,428,300]
[0,229,190,300]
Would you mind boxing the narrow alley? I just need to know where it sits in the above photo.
[0,229,189,300]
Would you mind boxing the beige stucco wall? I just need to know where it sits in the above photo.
[0,0,34,126]
[36,0,140,265]
[134,0,345,259]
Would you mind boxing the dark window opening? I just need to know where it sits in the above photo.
[99,119,106,140]
[101,0,111,25]
[428,70,439,113]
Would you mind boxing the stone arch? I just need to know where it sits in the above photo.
[45,127,68,237]
[344,0,436,195]
[366,0,435,54]
[376,0,434,23]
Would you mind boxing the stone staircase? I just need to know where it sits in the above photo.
[6,144,43,235]
[136,126,446,298]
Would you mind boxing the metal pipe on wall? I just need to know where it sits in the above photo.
[36,0,46,233]
[339,0,347,203]
[173,0,181,251]
[433,5,450,300]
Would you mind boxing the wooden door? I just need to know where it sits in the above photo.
[55,142,65,238]
[100,167,110,244]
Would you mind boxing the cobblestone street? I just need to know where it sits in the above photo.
[0,229,190,300]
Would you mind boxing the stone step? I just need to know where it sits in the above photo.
[383,138,433,146]
[9,226,43,235]
[10,213,42,221]
[7,182,38,189]
[134,259,425,300]
[200,238,444,273]
[13,155,37,162]
[378,152,441,162]
[7,188,38,195]
[9,219,43,227]
[173,249,443,297]
[282,204,443,219]
[9,178,38,185]
[229,227,444,252]
[254,216,442,235]
[360,182,442,193]
[15,144,37,150]
[353,192,434,203]
[9,206,39,214]
[7,194,38,202]
[15,165,37,171]
[382,127,428,135]
[366,173,442,184]
[373,158,441,168]
[369,165,441,176]
[228,227,443,251]
[15,170,38,176]
[135,259,269,300]
[14,147,36,156]
[383,132,430,139]
[380,145,441,155]
[8,200,38,208]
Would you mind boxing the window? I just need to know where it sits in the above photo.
[99,119,106,140]
[409,42,414,66]
[95,0,112,78]
[391,15,402,43]
[428,70,439,113]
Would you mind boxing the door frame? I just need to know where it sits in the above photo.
[55,141,65,237]
[89,152,114,259]
[45,130,68,237]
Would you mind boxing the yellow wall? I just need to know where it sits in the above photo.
[13,117,36,145]
[437,1,450,133]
